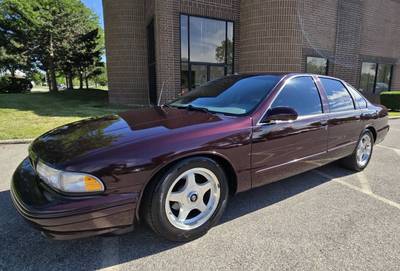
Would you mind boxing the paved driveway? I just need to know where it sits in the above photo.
[1,120,400,271]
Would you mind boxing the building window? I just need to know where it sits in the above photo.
[360,62,393,94]
[306,57,328,75]
[180,14,234,93]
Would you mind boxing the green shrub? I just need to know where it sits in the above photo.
[380,91,400,111]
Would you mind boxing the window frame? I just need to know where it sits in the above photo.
[180,14,235,92]
[359,61,394,93]
[319,77,356,113]
[344,82,368,109]
[257,75,325,126]
[305,56,329,75]
[270,76,324,117]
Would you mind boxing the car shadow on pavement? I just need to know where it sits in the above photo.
[0,162,356,270]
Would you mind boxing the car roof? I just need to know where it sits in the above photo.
[237,72,337,79]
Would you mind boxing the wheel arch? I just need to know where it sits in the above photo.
[136,152,238,221]
[364,125,377,142]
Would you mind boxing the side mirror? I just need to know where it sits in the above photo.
[262,107,298,123]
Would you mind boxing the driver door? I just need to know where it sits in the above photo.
[251,76,328,187]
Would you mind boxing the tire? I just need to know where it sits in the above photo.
[340,130,374,171]
[143,157,229,242]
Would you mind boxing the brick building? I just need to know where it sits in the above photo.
[103,0,400,105]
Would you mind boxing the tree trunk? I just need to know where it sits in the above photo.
[79,72,83,89]
[68,73,73,90]
[46,71,51,92]
[85,73,89,89]
[65,76,68,89]
[48,34,58,93]
[48,65,58,93]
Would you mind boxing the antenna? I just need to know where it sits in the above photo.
[158,80,166,106]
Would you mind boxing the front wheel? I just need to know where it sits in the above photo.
[341,130,374,171]
[144,157,229,241]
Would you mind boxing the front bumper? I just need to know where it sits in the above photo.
[10,158,139,240]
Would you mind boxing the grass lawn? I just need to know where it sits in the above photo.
[389,111,400,117]
[0,89,133,140]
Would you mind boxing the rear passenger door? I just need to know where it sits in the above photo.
[319,78,362,158]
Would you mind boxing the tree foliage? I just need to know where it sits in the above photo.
[0,0,104,92]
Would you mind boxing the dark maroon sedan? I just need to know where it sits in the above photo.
[11,73,389,241]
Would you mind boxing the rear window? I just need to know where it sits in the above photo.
[345,83,368,109]
[320,78,355,112]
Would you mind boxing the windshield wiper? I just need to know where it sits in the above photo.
[186,104,214,114]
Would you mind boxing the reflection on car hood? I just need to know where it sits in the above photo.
[29,106,223,166]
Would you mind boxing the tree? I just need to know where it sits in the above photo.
[72,28,103,89]
[0,0,101,92]
[215,40,233,64]
[0,0,33,77]
[87,62,107,88]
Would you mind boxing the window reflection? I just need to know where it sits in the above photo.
[359,62,393,94]
[306,57,328,75]
[272,77,322,116]
[191,64,207,89]
[359,62,377,93]
[181,62,189,94]
[320,78,355,112]
[180,15,234,91]
[180,15,189,62]
[170,75,282,115]
[376,64,392,93]
[190,16,226,63]
[227,22,234,66]
[210,66,225,81]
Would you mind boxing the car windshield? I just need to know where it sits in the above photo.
[168,75,282,115]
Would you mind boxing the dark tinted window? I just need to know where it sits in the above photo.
[359,62,393,94]
[271,77,322,116]
[320,78,355,112]
[306,57,328,75]
[346,84,368,109]
[169,75,282,115]
[359,62,376,93]
[376,64,392,93]
[180,15,235,92]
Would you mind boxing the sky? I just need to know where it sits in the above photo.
[81,0,104,27]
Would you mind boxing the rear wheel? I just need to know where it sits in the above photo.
[143,157,229,241]
[341,130,374,171]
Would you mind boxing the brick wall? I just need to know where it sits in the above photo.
[152,0,241,104]
[239,0,303,73]
[103,0,400,105]
[360,0,400,90]
[300,0,338,76]
[332,0,362,87]
[103,0,148,105]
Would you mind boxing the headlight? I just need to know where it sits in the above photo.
[36,161,104,193]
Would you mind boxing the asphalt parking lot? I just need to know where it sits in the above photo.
[1,119,400,271]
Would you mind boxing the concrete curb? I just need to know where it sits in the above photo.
[389,116,400,120]
[0,139,33,145]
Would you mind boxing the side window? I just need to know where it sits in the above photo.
[346,84,368,109]
[271,77,323,116]
[320,78,355,112]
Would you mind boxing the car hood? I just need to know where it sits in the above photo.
[29,106,224,167]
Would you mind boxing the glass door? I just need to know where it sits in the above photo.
[209,65,225,81]
[190,64,225,89]
[190,64,207,89]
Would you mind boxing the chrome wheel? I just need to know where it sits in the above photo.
[356,134,372,167]
[165,168,220,230]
